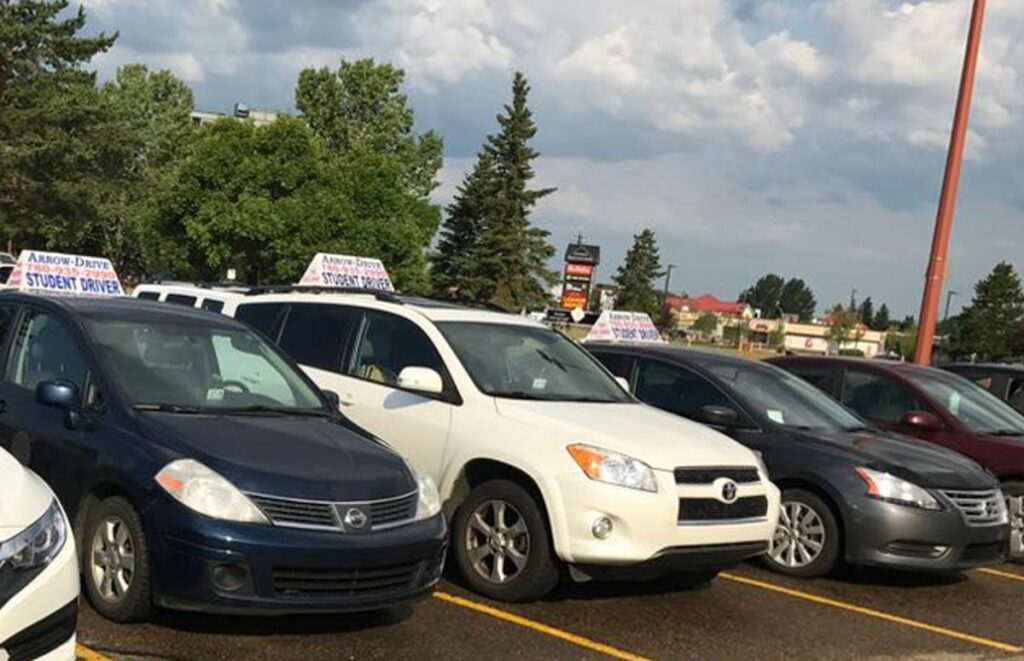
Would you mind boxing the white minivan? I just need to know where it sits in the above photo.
[136,285,780,601]
[0,448,78,661]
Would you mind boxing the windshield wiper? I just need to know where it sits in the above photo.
[491,391,555,401]
[843,425,873,432]
[210,405,333,418]
[984,429,1024,437]
[133,403,204,414]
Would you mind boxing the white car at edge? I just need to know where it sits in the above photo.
[135,284,781,601]
[0,448,78,661]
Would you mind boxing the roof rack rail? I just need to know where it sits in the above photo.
[141,279,249,290]
[243,284,403,304]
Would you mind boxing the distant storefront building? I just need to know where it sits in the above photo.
[747,319,887,358]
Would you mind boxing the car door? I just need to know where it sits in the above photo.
[338,309,455,479]
[0,306,99,511]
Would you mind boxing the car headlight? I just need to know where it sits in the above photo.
[0,500,67,572]
[155,459,269,524]
[415,471,442,521]
[567,444,658,493]
[856,467,942,511]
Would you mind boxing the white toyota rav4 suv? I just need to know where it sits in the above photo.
[135,284,780,601]
[0,448,78,661]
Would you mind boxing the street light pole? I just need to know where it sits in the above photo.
[914,0,987,365]
[944,290,960,321]
[850,289,858,311]
[663,264,676,300]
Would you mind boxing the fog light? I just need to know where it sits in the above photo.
[211,563,248,592]
[592,516,613,539]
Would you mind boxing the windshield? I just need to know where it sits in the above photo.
[88,319,326,413]
[904,370,1024,435]
[703,361,865,430]
[438,322,631,403]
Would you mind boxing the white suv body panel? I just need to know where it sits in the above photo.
[137,286,780,567]
[0,450,78,661]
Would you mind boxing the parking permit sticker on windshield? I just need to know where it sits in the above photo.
[207,388,225,402]
[949,391,961,415]
[767,410,785,424]
[532,378,548,390]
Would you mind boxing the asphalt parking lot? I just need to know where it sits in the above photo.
[75,561,1024,661]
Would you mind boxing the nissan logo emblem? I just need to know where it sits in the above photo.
[713,478,739,504]
[343,507,369,530]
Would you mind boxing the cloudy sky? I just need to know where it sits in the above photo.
[80,0,1024,317]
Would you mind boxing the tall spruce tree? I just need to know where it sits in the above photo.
[472,71,557,310]
[951,262,1024,360]
[859,296,875,329]
[613,228,664,318]
[431,151,495,298]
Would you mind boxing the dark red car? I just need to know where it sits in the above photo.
[768,356,1024,560]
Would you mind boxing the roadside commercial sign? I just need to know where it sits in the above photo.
[299,254,394,291]
[584,311,665,344]
[565,263,594,277]
[5,250,124,297]
[561,291,589,311]
[563,244,601,266]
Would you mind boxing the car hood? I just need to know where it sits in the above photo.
[792,427,995,490]
[136,413,415,502]
[493,400,758,471]
[0,450,53,534]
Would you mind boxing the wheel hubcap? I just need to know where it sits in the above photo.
[465,500,530,584]
[1008,495,1024,557]
[769,501,826,569]
[90,516,136,603]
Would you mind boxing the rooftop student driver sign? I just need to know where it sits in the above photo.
[584,311,665,344]
[5,250,124,297]
[298,254,395,292]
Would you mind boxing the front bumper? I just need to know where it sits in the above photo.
[145,501,448,615]
[0,526,78,661]
[845,495,1009,571]
[549,469,779,572]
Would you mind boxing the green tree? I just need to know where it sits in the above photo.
[692,312,719,338]
[0,0,116,250]
[740,273,785,316]
[826,304,859,353]
[858,296,874,329]
[874,303,891,330]
[295,58,443,198]
[614,228,664,318]
[472,71,557,310]
[779,278,816,321]
[950,262,1024,360]
[430,151,495,297]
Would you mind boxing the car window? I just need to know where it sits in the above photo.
[784,365,836,396]
[210,335,297,405]
[235,303,287,341]
[903,370,1024,435]
[200,299,225,314]
[636,359,736,420]
[0,265,12,285]
[0,305,17,350]
[135,291,160,301]
[165,294,197,307]
[592,352,633,379]
[350,312,446,389]
[6,310,90,391]
[1007,378,1024,413]
[278,303,359,373]
[841,369,924,423]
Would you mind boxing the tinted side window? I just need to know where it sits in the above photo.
[165,294,197,306]
[841,369,924,423]
[278,304,359,373]
[635,359,733,419]
[1007,378,1024,413]
[136,291,160,301]
[201,299,225,314]
[235,303,287,341]
[6,310,89,391]
[785,365,837,397]
[592,352,633,379]
[350,312,446,388]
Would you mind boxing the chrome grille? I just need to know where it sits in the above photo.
[941,490,1007,527]
[248,490,418,532]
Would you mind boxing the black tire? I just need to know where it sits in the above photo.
[82,496,152,622]
[1003,481,1024,564]
[452,479,560,602]
[762,489,841,578]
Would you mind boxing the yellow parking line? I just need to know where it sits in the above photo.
[432,591,652,661]
[76,644,112,661]
[977,567,1024,583]
[720,572,1022,654]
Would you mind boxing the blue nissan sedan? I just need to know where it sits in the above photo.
[0,292,446,621]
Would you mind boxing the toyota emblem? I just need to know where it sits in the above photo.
[712,478,739,504]
[343,507,369,530]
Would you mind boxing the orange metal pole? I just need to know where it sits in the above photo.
[914,0,986,365]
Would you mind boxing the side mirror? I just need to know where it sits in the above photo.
[901,410,942,431]
[36,380,79,411]
[693,405,740,428]
[397,367,444,396]
[615,376,631,393]
[321,389,341,411]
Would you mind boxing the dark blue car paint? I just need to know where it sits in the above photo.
[0,293,446,613]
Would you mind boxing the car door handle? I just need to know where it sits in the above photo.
[338,393,355,407]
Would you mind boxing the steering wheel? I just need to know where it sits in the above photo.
[218,379,251,394]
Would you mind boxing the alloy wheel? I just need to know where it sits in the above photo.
[90,515,136,603]
[464,499,531,584]
[770,501,827,568]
